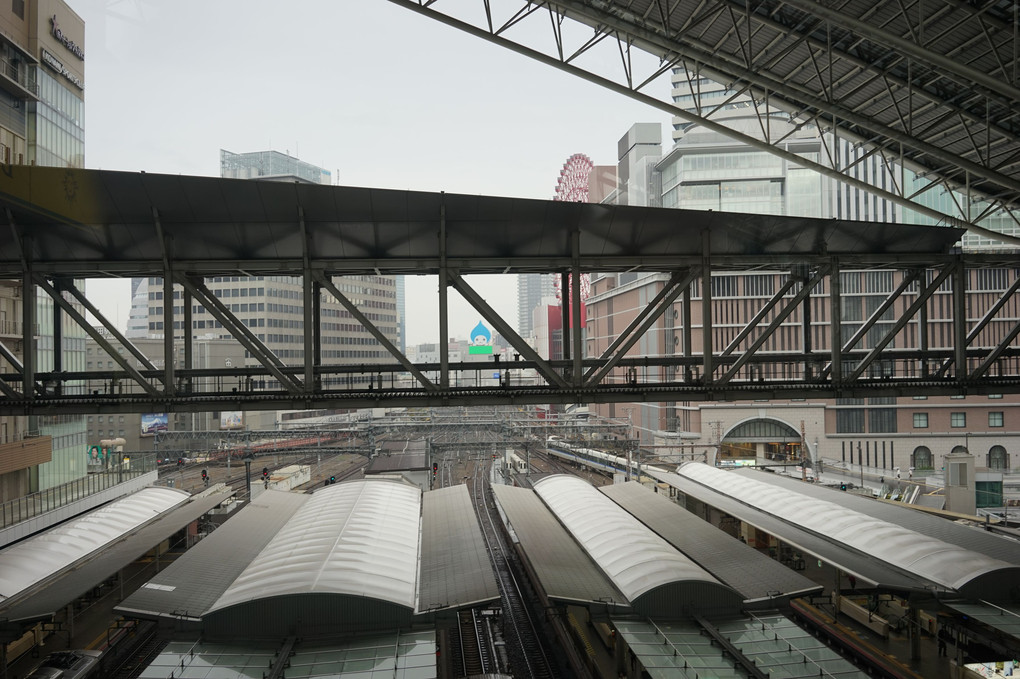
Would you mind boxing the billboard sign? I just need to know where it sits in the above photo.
[141,413,168,436]
[220,411,243,430]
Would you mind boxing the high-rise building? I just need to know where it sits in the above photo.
[516,274,556,343]
[0,0,87,499]
[584,76,1019,483]
[124,152,399,423]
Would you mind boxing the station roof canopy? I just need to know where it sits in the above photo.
[117,479,499,640]
[533,475,742,619]
[490,483,628,612]
[0,486,231,637]
[0,167,968,279]
[494,476,818,619]
[599,481,822,607]
[654,464,1020,602]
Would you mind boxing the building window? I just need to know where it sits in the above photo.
[870,409,897,433]
[912,446,934,470]
[836,409,865,433]
[913,413,928,428]
[951,412,966,427]
[12,0,23,19]
[989,412,1004,427]
[988,445,1008,470]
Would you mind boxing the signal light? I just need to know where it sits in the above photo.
[330,475,336,484]
[839,482,847,491]
[262,467,269,479]
[201,469,207,480]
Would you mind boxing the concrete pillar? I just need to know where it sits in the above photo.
[908,604,921,660]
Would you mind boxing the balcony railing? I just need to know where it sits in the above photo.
[0,455,156,529]
[0,56,38,96]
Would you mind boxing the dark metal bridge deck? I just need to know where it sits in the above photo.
[1,166,1018,415]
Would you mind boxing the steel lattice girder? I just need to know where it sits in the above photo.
[0,167,1017,415]
[2,254,1019,416]
[386,0,1020,242]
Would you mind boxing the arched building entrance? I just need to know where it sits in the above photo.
[719,418,801,465]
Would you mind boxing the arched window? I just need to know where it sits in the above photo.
[912,446,933,470]
[950,445,969,455]
[988,446,1008,471]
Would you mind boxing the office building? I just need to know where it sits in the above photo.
[120,152,399,433]
[0,0,87,499]
[584,73,1019,488]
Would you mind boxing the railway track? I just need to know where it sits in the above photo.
[101,620,167,679]
[469,462,558,679]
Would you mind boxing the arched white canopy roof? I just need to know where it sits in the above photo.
[0,487,188,603]
[210,480,421,613]
[678,463,1016,593]
[533,475,724,602]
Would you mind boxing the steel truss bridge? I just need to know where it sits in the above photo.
[1,167,1019,416]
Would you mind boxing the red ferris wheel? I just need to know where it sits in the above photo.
[553,153,595,203]
[552,153,594,310]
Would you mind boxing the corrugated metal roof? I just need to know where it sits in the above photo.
[533,476,735,609]
[490,484,626,609]
[737,468,1020,567]
[0,487,187,606]
[418,485,499,612]
[116,490,309,623]
[209,480,421,614]
[600,482,821,605]
[730,464,1020,599]
[647,468,931,594]
[674,464,1020,599]
[2,488,230,628]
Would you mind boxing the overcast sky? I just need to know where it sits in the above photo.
[77,0,671,345]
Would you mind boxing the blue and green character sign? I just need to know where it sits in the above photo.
[469,321,493,355]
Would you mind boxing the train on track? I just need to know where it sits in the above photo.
[545,436,671,478]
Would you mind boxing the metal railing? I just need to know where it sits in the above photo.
[0,455,156,529]
[0,56,38,95]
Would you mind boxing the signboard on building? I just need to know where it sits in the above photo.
[220,411,243,430]
[141,413,168,436]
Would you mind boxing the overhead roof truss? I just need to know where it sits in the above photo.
[387,0,1020,244]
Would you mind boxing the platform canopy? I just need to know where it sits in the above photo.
[118,479,498,640]
[658,464,1020,602]
[533,475,743,618]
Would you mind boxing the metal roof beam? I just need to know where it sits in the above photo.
[34,275,161,398]
[176,275,304,395]
[777,0,1020,106]
[313,271,437,392]
[384,1,1020,242]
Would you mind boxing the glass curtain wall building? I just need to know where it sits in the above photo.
[0,1,88,495]
[584,69,1018,478]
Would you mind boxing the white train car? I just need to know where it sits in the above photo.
[546,436,669,478]
[508,452,528,474]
